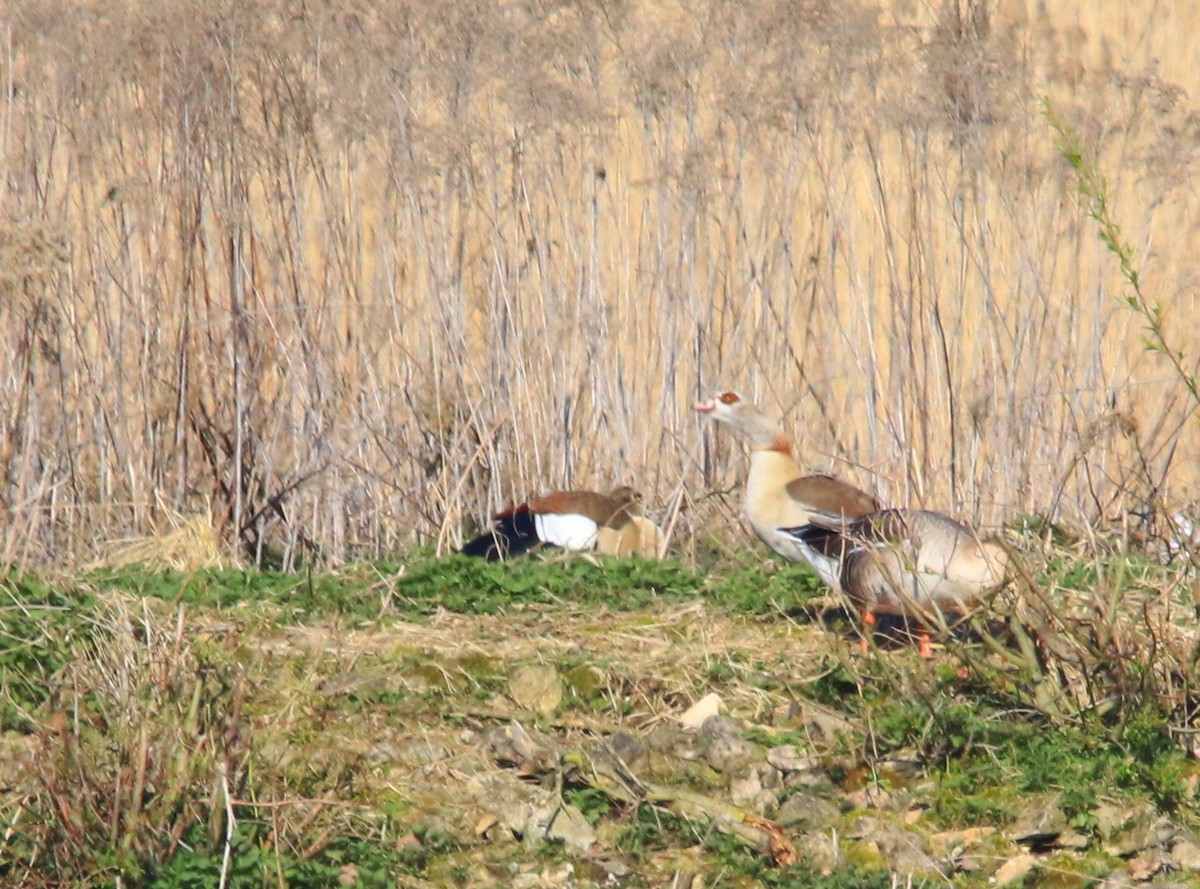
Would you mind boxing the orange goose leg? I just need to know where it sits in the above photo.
[859,611,876,652]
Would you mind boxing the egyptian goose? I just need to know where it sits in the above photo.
[694,390,1007,655]
[460,485,645,561]
[779,512,1009,656]
[693,391,879,573]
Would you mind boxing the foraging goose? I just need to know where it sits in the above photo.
[461,485,644,561]
[780,511,1009,656]
[694,390,1007,654]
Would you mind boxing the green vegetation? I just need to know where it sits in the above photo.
[3,534,1197,887]
[80,552,826,625]
[0,574,96,731]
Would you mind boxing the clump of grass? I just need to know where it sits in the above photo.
[5,596,253,884]
[0,573,94,732]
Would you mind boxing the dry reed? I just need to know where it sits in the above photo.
[0,0,1196,566]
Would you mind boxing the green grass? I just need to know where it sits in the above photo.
[144,822,422,889]
[0,574,96,731]
[5,542,1199,888]
[78,551,827,625]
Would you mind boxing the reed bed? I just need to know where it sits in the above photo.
[0,0,1196,567]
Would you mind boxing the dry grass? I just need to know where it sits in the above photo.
[0,0,1197,566]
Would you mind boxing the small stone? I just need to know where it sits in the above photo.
[546,804,596,855]
[1126,848,1170,881]
[774,790,842,829]
[679,692,723,730]
[606,731,646,764]
[698,716,760,773]
[993,853,1037,887]
[1010,793,1068,848]
[849,816,942,877]
[509,665,563,715]
[766,744,817,774]
[643,723,695,757]
[1171,839,1200,871]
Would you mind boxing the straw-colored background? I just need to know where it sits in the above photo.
[0,0,1196,565]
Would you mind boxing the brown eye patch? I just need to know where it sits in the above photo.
[719,391,740,404]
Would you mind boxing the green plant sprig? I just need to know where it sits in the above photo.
[1042,97,1199,409]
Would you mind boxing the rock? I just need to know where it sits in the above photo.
[729,768,763,806]
[606,731,646,765]
[773,789,843,830]
[1095,800,1174,857]
[643,723,697,759]
[545,804,596,855]
[1125,847,1171,881]
[758,761,783,790]
[992,852,1037,886]
[1170,838,1200,871]
[793,829,840,873]
[698,716,760,773]
[469,771,549,838]
[679,692,723,730]
[728,766,778,813]
[509,665,563,715]
[389,739,450,766]
[849,816,944,878]
[766,744,819,774]
[1010,793,1068,849]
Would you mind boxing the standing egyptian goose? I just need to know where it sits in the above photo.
[693,390,879,574]
[779,512,1009,656]
[460,485,644,561]
[694,390,1007,655]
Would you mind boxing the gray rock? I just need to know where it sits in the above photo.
[545,803,596,855]
[728,766,778,814]
[698,715,761,773]
[850,816,945,878]
[1010,793,1068,847]
[773,789,843,829]
[793,829,840,872]
[644,722,697,759]
[728,768,762,806]
[606,731,646,764]
[1096,800,1175,857]
[766,744,819,774]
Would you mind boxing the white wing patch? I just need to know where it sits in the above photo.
[763,527,842,589]
[534,513,600,551]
